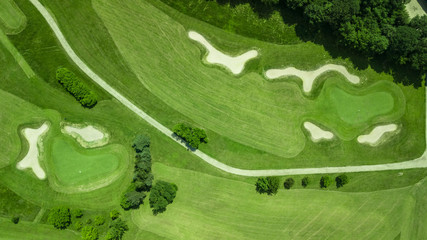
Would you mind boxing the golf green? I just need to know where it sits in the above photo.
[49,137,123,186]
[328,86,394,124]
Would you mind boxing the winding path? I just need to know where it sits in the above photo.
[29,0,427,176]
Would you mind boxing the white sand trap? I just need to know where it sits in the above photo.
[16,122,49,179]
[303,122,334,142]
[62,124,109,148]
[188,31,258,75]
[357,124,398,146]
[265,64,360,93]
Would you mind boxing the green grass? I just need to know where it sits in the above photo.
[132,163,418,239]
[0,0,26,34]
[0,182,40,221]
[48,136,125,187]
[0,218,80,240]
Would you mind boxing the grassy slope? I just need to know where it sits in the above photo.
[37,0,425,169]
[0,218,80,240]
[131,163,416,239]
[0,0,26,34]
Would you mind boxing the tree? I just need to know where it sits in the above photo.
[110,210,120,220]
[335,174,349,188]
[81,226,99,240]
[11,216,19,224]
[255,177,269,194]
[283,178,295,189]
[106,218,129,240]
[94,216,105,226]
[320,176,332,188]
[56,68,98,108]
[172,123,208,149]
[255,177,280,195]
[132,134,150,153]
[72,209,83,218]
[121,191,146,210]
[48,207,71,229]
[149,181,178,215]
[261,0,279,5]
[389,26,421,64]
[301,177,310,188]
[74,221,83,231]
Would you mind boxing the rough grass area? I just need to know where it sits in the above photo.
[132,163,418,239]
[48,136,124,187]
[0,0,26,34]
[0,182,40,221]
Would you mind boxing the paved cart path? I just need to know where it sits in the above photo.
[29,0,427,176]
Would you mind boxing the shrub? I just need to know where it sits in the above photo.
[255,177,280,195]
[110,210,120,220]
[72,209,83,218]
[74,221,83,231]
[121,190,146,210]
[320,176,332,188]
[81,226,99,240]
[149,181,178,215]
[301,177,310,188]
[132,134,150,152]
[86,218,92,225]
[11,216,19,224]
[335,174,349,188]
[56,68,97,108]
[283,178,295,189]
[172,123,208,149]
[48,207,71,229]
[106,218,129,240]
[94,216,105,226]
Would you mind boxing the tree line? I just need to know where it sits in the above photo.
[255,174,349,194]
[263,0,426,85]
[173,123,208,149]
[121,134,178,215]
[56,68,98,108]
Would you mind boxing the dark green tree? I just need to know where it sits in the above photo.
[283,178,295,189]
[255,177,280,195]
[132,134,150,153]
[320,176,332,188]
[81,226,99,240]
[301,177,310,188]
[106,218,129,240]
[389,26,421,64]
[48,207,71,229]
[335,174,349,188]
[149,181,178,215]
[11,216,19,224]
[255,177,269,194]
[261,0,279,5]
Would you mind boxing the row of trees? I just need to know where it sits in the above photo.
[255,174,350,194]
[121,134,153,210]
[56,68,98,108]
[172,123,208,149]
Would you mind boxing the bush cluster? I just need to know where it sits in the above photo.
[106,218,129,240]
[172,123,208,149]
[255,177,280,195]
[56,68,98,108]
[121,134,153,210]
[48,207,71,229]
[81,226,98,240]
[149,181,178,215]
[283,178,295,189]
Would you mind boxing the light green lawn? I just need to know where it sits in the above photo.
[0,0,26,34]
[0,218,80,240]
[132,163,417,239]
[48,136,124,187]
[35,0,425,169]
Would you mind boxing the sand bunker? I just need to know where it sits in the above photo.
[188,31,258,75]
[357,124,398,146]
[16,122,49,179]
[265,64,360,93]
[303,122,334,142]
[62,124,109,148]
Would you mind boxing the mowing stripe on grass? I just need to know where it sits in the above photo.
[30,0,427,176]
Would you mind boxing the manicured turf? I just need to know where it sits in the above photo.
[132,163,418,239]
[328,86,394,124]
[48,136,123,187]
[31,0,425,170]
[0,0,26,33]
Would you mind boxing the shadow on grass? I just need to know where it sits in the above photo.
[212,0,425,87]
